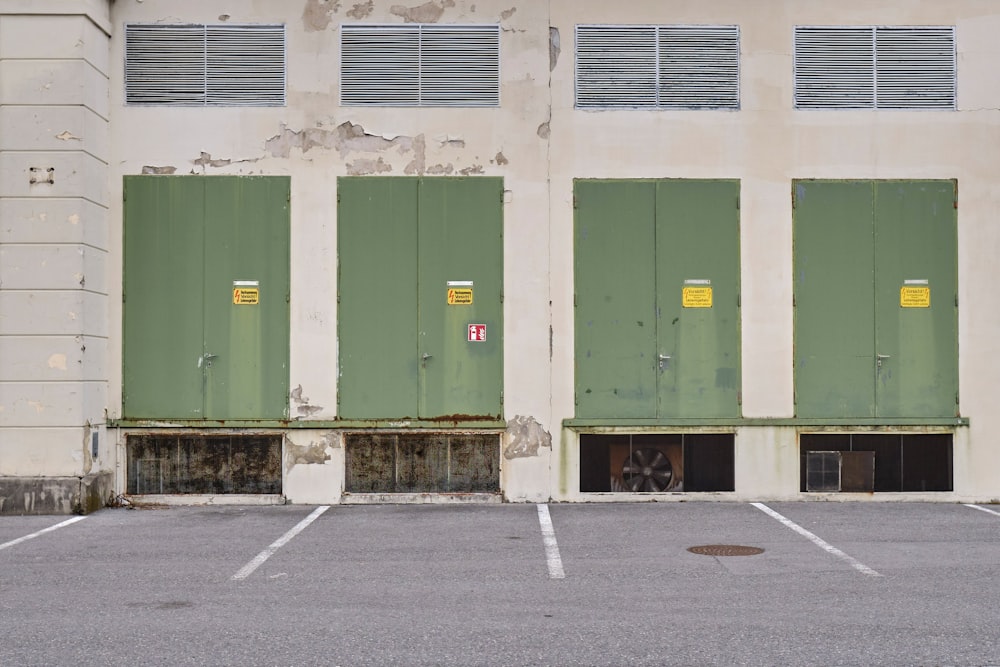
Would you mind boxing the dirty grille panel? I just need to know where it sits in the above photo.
[345,433,500,493]
[579,433,734,493]
[688,545,764,557]
[126,434,281,494]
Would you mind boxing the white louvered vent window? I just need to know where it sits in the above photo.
[125,24,285,106]
[576,25,740,110]
[794,26,955,110]
[340,24,500,107]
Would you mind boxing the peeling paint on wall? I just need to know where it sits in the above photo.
[141,165,176,175]
[290,384,324,416]
[346,0,374,19]
[494,151,509,166]
[459,164,484,175]
[403,134,427,175]
[47,353,67,371]
[500,7,516,20]
[537,122,551,139]
[303,0,340,31]
[285,433,336,473]
[549,27,561,71]
[55,130,80,141]
[426,163,453,175]
[504,415,552,460]
[347,157,393,175]
[437,135,465,148]
[390,0,455,23]
[192,152,232,168]
[265,122,424,167]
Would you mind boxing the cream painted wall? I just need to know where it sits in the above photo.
[549,0,1000,501]
[0,4,111,484]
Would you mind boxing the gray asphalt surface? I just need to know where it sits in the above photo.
[1,502,999,666]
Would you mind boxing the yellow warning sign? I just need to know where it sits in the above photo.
[682,286,713,308]
[900,286,930,308]
[233,287,259,305]
[447,288,473,305]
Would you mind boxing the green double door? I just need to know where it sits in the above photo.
[794,180,958,418]
[574,180,741,419]
[123,176,290,420]
[337,177,503,420]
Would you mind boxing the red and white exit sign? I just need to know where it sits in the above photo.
[467,324,486,342]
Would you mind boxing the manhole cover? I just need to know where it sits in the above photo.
[688,544,764,557]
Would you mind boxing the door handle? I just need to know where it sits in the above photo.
[199,352,218,368]
[658,354,671,370]
[421,353,433,361]
[877,354,890,368]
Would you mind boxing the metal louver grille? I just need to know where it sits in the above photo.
[125,25,206,105]
[340,26,420,106]
[794,26,955,110]
[340,24,499,107]
[576,26,658,108]
[575,25,739,109]
[125,24,285,106]
[658,26,739,109]
[206,26,285,106]
[794,27,874,109]
[876,27,955,109]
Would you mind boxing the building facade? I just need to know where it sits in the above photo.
[1,0,997,513]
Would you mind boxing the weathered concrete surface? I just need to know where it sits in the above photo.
[0,470,113,515]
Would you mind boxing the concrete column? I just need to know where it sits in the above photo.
[0,1,112,514]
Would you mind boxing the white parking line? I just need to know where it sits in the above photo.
[0,516,87,552]
[232,506,329,581]
[751,502,882,577]
[964,504,1000,517]
[536,504,565,579]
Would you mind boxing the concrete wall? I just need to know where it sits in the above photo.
[0,1,112,512]
[5,0,1000,509]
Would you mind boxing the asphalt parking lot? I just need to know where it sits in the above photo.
[2,502,1000,666]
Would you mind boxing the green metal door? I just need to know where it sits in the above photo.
[203,177,291,419]
[418,178,504,419]
[574,181,657,418]
[123,177,205,418]
[337,177,503,420]
[793,180,957,418]
[574,179,741,419]
[337,179,420,418]
[793,181,876,417]
[874,181,958,417]
[123,176,290,420]
[656,180,741,418]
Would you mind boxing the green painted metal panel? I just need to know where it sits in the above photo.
[656,180,740,417]
[337,178,420,418]
[123,176,290,420]
[794,181,876,418]
[574,181,658,418]
[203,177,290,419]
[337,177,503,420]
[123,176,205,418]
[418,178,504,419]
[874,181,958,417]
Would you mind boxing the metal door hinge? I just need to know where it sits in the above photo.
[736,195,740,210]
[737,391,742,405]
[573,195,578,209]
[737,293,741,307]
